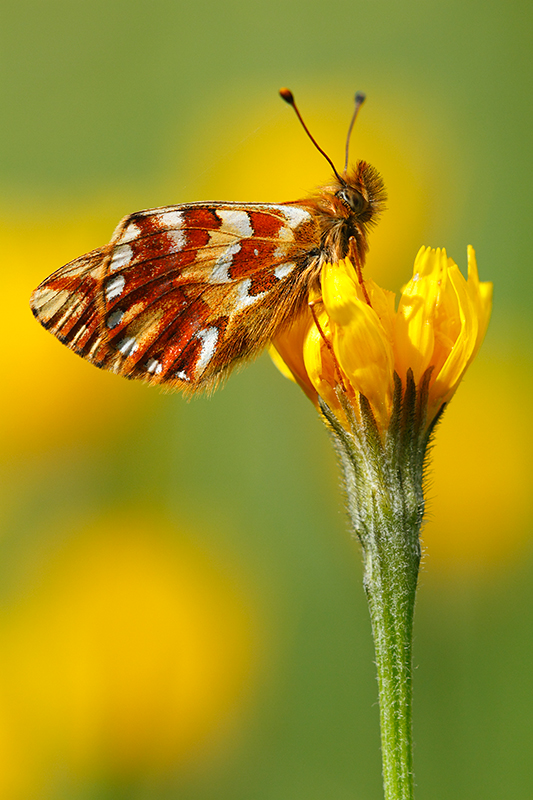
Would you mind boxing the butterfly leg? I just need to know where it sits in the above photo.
[348,236,372,307]
[308,299,348,393]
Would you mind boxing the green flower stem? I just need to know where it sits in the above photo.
[363,512,419,800]
[320,372,442,800]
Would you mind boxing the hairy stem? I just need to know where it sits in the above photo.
[320,375,434,800]
[362,516,419,800]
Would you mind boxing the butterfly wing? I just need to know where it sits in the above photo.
[30,202,320,392]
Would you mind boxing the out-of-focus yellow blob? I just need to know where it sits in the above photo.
[0,514,257,794]
[423,358,533,573]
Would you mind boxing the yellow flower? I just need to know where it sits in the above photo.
[272,247,492,799]
[272,246,492,432]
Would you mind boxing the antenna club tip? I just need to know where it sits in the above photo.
[355,91,366,105]
[279,87,294,105]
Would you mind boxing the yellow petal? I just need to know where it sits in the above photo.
[321,260,394,426]
[269,345,296,383]
[466,245,493,355]
[271,310,318,404]
[364,279,397,343]
[394,247,444,382]
[321,258,363,326]
[430,262,478,410]
[302,307,348,421]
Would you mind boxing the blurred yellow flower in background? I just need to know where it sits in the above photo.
[0,514,257,796]
[424,357,533,572]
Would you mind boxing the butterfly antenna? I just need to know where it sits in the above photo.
[344,92,366,174]
[279,88,345,184]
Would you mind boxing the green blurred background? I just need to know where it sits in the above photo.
[1,0,532,797]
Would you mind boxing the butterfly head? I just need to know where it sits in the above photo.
[316,160,386,265]
[338,160,387,225]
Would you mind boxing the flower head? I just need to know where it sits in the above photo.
[272,246,492,433]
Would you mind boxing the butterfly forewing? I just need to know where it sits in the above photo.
[31,201,320,392]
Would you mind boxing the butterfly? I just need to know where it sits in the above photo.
[30,89,386,394]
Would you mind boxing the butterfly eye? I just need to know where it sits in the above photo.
[337,188,366,214]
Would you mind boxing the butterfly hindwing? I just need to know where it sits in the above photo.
[30,201,320,391]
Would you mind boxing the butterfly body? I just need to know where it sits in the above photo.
[30,161,386,393]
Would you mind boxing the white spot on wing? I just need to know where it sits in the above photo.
[146,357,163,375]
[274,263,296,280]
[167,229,186,249]
[155,210,185,230]
[208,242,241,283]
[176,370,190,381]
[216,208,253,238]
[234,278,267,312]
[195,326,219,374]
[109,244,133,272]
[276,205,312,227]
[119,222,141,244]
[117,336,138,357]
[106,307,124,328]
[105,274,126,302]
[234,203,312,230]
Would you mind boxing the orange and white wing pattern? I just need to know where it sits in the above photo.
[31,202,321,392]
